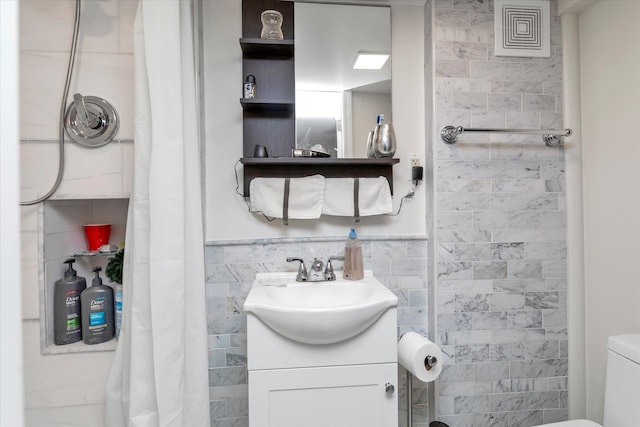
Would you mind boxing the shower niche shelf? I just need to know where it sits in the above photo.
[39,198,128,355]
[70,250,119,258]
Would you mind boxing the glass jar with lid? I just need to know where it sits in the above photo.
[260,10,283,40]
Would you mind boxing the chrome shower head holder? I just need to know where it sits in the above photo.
[64,93,119,147]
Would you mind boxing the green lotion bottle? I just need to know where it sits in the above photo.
[54,258,86,345]
[81,266,115,344]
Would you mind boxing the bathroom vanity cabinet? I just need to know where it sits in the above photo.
[246,307,398,427]
[249,363,397,427]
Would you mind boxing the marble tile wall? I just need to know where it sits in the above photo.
[432,0,567,426]
[205,237,428,427]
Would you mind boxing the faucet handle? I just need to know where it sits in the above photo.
[324,256,344,281]
[286,257,307,281]
[325,261,336,281]
[73,93,101,129]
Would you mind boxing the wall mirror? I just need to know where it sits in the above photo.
[294,3,391,158]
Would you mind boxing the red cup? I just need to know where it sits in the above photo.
[84,224,111,251]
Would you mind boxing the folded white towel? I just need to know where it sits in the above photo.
[249,175,325,220]
[322,177,392,217]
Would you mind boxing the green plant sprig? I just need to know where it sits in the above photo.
[105,248,124,284]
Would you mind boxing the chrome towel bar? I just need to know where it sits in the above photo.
[440,125,573,146]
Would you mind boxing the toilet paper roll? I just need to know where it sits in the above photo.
[398,332,443,383]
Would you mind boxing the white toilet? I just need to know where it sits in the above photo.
[534,334,640,427]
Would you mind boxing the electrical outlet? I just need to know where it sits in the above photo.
[409,153,421,168]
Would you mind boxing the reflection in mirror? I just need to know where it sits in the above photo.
[295,3,391,158]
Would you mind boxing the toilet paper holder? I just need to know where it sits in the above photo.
[425,355,438,371]
[406,355,439,427]
[398,332,443,426]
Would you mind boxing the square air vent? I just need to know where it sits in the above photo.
[494,0,550,58]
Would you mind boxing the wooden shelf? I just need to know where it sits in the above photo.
[237,1,400,197]
[240,157,400,196]
[241,1,295,159]
[240,98,294,111]
[237,2,399,204]
[239,38,294,57]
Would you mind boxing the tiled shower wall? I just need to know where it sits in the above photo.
[20,1,135,424]
[205,238,428,427]
[433,1,567,426]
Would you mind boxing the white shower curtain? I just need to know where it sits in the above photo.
[105,1,209,426]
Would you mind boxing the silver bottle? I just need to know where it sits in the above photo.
[243,74,256,99]
[371,114,396,158]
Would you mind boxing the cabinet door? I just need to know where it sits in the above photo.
[249,363,398,427]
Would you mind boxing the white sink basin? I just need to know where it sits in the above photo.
[244,270,397,345]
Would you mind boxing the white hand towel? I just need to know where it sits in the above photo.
[249,174,325,219]
[322,177,392,217]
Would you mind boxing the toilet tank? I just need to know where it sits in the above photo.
[603,334,640,426]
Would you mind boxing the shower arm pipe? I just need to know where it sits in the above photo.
[20,0,81,206]
[440,125,573,146]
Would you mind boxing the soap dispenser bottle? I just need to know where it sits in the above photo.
[81,266,115,344]
[54,258,86,345]
[343,228,364,280]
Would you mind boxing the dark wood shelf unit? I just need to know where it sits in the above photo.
[241,0,295,159]
[239,98,294,111]
[240,158,400,196]
[238,0,399,199]
[240,38,294,57]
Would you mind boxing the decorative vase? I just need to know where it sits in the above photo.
[261,10,283,40]
[371,114,396,158]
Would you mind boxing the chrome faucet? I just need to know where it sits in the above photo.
[286,257,308,281]
[308,258,325,281]
[286,256,344,282]
[73,93,103,130]
[64,93,119,147]
[325,255,345,281]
